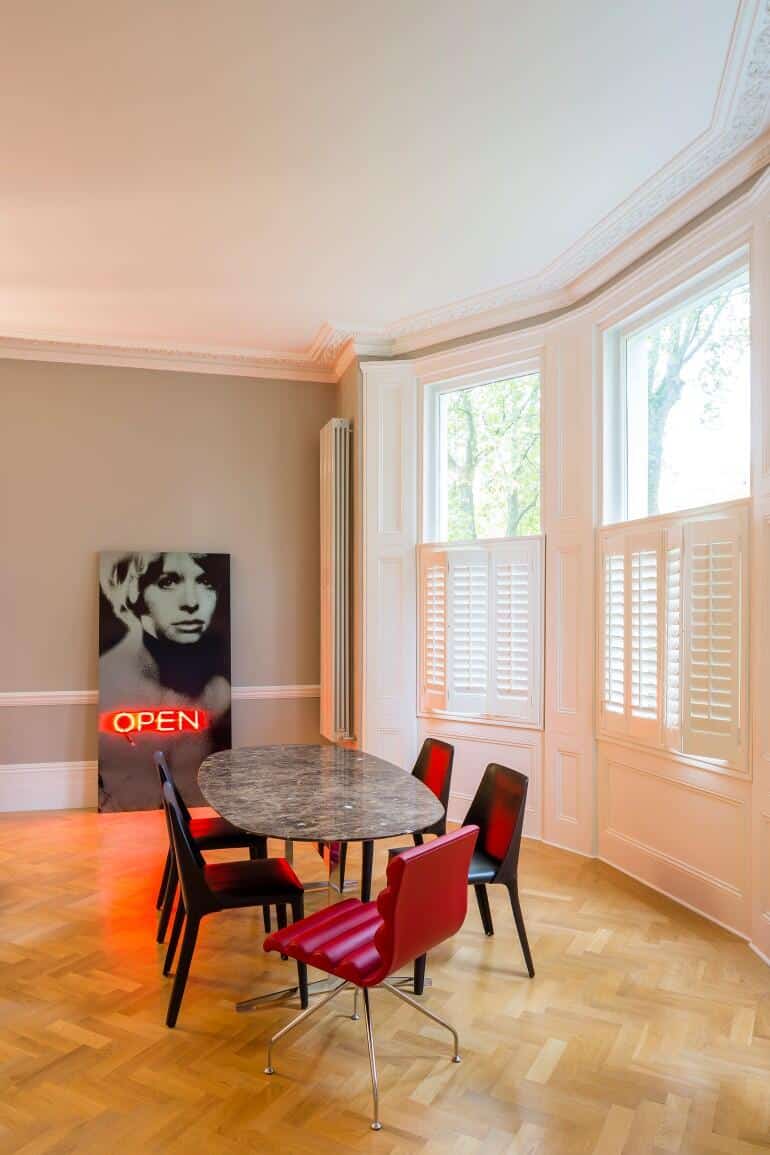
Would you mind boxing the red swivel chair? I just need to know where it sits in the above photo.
[263,824,478,1131]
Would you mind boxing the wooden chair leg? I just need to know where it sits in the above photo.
[474,883,494,936]
[157,860,178,943]
[156,849,171,910]
[413,953,427,995]
[166,916,200,1028]
[163,901,185,976]
[508,882,535,977]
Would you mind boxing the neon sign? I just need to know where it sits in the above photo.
[99,708,210,736]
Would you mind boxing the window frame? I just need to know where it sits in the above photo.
[602,250,751,527]
[422,354,543,545]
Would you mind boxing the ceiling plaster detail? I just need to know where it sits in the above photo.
[2,2,769,379]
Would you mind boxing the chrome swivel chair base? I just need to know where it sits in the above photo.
[263,977,462,1131]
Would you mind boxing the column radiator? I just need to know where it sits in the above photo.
[320,418,353,741]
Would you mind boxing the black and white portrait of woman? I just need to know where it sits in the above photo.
[98,551,231,812]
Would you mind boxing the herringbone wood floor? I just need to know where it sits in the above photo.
[0,809,768,1154]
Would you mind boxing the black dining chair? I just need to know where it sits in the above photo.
[161,779,308,1027]
[154,752,270,943]
[463,762,534,977]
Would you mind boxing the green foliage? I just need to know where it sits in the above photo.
[443,373,540,541]
[640,274,749,515]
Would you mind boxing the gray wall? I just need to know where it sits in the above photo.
[0,358,336,766]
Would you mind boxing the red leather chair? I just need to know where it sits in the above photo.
[263,824,478,1131]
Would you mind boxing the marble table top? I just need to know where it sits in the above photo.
[198,743,444,842]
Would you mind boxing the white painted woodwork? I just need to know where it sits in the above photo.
[361,362,418,769]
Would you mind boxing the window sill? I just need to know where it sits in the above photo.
[595,730,751,781]
[418,710,543,733]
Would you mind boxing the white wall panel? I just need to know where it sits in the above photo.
[598,740,751,935]
[361,361,418,769]
[418,716,543,839]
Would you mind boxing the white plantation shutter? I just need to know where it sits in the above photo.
[601,537,626,732]
[628,531,662,741]
[488,539,543,724]
[681,511,747,766]
[447,550,490,715]
[664,526,683,748]
[418,548,448,712]
[418,537,544,723]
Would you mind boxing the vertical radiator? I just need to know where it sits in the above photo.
[320,418,353,742]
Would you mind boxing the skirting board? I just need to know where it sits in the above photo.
[0,761,98,812]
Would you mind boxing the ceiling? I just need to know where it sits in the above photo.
[1,0,768,371]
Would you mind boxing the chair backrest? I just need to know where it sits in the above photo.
[412,738,454,816]
[154,750,191,824]
[162,780,214,915]
[372,825,478,980]
[462,763,528,882]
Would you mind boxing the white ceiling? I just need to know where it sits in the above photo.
[1,0,767,366]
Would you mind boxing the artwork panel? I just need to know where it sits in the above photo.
[98,550,231,812]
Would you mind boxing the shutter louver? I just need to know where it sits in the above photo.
[602,548,625,723]
[664,527,682,747]
[418,548,448,712]
[448,552,489,715]
[419,537,544,725]
[488,539,543,724]
[628,536,661,740]
[682,513,747,766]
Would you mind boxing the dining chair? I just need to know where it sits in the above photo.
[385,737,455,993]
[262,824,478,1131]
[463,762,535,977]
[154,751,270,943]
[161,779,307,1027]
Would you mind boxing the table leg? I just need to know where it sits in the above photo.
[361,840,374,902]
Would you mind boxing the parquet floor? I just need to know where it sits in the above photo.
[0,810,768,1155]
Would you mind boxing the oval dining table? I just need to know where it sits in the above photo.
[198,743,444,1009]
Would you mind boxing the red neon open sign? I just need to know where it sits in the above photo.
[99,708,210,735]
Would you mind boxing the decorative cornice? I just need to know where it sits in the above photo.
[2,3,768,377]
[0,685,320,707]
[341,0,770,353]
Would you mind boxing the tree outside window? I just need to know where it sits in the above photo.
[625,270,750,521]
[439,373,540,542]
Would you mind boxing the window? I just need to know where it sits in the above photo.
[604,265,750,524]
[598,502,748,772]
[418,537,544,726]
[427,371,541,543]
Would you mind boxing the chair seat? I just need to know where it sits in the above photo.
[468,849,500,883]
[204,857,304,904]
[190,815,265,850]
[264,897,386,986]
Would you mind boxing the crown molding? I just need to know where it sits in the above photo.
[355,0,770,354]
[0,332,341,384]
[2,2,769,381]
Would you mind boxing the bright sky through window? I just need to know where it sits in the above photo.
[625,270,750,521]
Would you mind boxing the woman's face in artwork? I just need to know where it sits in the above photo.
[142,553,217,644]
